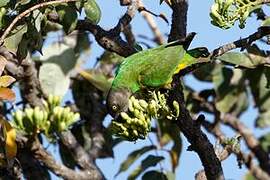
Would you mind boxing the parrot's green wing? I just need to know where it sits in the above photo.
[138,44,186,88]
[139,47,210,88]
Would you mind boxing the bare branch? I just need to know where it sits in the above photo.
[221,113,270,174]
[138,0,165,44]
[201,119,270,180]
[212,26,270,58]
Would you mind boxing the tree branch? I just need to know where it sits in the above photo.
[59,131,104,178]
[221,113,270,175]
[138,0,164,44]
[201,119,270,180]
[212,26,270,58]
[31,138,102,180]
[0,0,78,45]
[167,1,224,179]
[168,0,188,41]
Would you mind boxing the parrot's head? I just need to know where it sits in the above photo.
[106,88,132,119]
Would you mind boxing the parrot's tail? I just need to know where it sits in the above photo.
[166,32,196,50]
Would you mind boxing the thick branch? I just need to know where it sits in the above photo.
[168,79,224,180]
[31,139,101,180]
[167,1,224,179]
[168,0,188,41]
[59,131,103,179]
[19,58,43,107]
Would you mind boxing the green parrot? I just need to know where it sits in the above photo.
[107,33,209,118]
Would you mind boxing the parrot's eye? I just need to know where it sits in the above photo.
[112,105,118,112]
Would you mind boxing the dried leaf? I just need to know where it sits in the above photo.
[0,55,7,76]
[0,75,16,87]
[0,87,15,101]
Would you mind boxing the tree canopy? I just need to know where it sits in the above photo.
[0,0,269,180]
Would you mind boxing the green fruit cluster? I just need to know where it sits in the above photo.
[109,96,151,141]
[43,94,61,112]
[51,106,80,133]
[12,95,79,138]
[84,0,101,25]
[109,91,180,141]
[210,0,256,29]
[12,107,49,135]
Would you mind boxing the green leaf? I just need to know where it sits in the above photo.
[0,0,9,7]
[73,31,91,55]
[99,51,124,65]
[84,0,101,25]
[256,111,270,128]
[115,145,156,177]
[142,170,168,180]
[75,0,87,13]
[128,155,164,180]
[0,7,7,29]
[166,171,175,180]
[4,24,28,53]
[259,133,270,153]
[217,52,269,69]
[246,67,270,128]
[0,75,16,87]
[38,41,77,97]
[157,119,182,172]
[262,17,270,27]
[79,69,112,94]
[264,67,270,88]
[213,66,248,114]
[244,172,256,180]
[193,63,216,82]
[56,4,78,34]
[39,63,70,97]
[40,43,77,74]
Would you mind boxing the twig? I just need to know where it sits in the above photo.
[200,119,270,180]
[137,0,164,45]
[76,1,140,57]
[212,26,270,58]
[221,113,270,174]
[190,92,270,175]
[113,0,139,34]
[0,0,78,45]
[122,24,136,45]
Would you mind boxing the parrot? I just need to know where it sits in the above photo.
[106,33,209,118]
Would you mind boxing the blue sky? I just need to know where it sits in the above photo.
[42,0,268,179]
